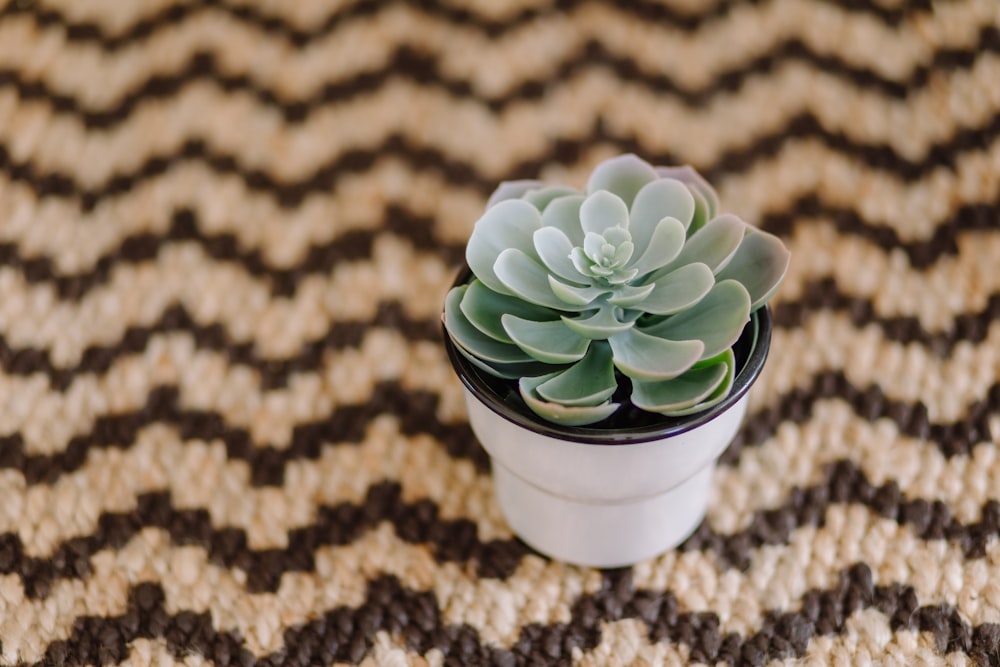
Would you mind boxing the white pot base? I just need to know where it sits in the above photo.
[492,459,713,568]
[463,388,749,568]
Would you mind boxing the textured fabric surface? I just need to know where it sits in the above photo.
[1,0,999,665]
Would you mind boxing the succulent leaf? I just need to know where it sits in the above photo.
[715,229,792,311]
[459,279,558,343]
[580,190,630,235]
[444,287,535,364]
[548,275,610,307]
[604,226,632,250]
[686,188,711,235]
[655,349,736,416]
[608,328,704,381]
[494,248,569,309]
[467,200,543,294]
[631,356,730,413]
[640,262,715,315]
[453,343,557,380]
[541,195,586,246]
[631,349,734,415]
[641,280,751,359]
[486,180,545,209]
[691,348,735,369]
[535,342,617,405]
[583,232,611,262]
[520,372,621,425]
[606,282,656,308]
[655,166,719,221]
[586,154,659,206]
[521,186,579,210]
[627,217,687,277]
[653,214,745,280]
[501,315,591,364]
[562,306,634,339]
[629,179,696,246]
[533,226,586,283]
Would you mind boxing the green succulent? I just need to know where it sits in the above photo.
[444,154,790,426]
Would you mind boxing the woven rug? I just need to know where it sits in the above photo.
[1,0,999,664]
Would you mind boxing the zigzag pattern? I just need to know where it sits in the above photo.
[757,195,1000,268]
[0,0,945,48]
[2,113,998,211]
[0,208,465,299]
[5,457,1000,601]
[2,188,999,303]
[3,207,997,306]
[2,0,1000,663]
[9,0,984,110]
[1,146,995,264]
[1,368,994,491]
[3,224,998,364]
[2,284,997,396]
[0,483,529,598]
[8,568,999,666]
[4,27,998,126]
[2,407,995,567]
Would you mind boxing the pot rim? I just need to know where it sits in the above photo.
[443,267,772,445]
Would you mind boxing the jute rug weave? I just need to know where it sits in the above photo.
[1,0,999,664]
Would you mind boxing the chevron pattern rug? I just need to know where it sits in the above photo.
[1,0,999,665]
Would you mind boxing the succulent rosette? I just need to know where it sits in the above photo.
[444,154,790,426]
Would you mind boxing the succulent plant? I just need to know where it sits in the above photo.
[444,154,790,426]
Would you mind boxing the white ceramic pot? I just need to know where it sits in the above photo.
[445,301,772,568]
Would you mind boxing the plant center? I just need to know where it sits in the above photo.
[571,226,637,285]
